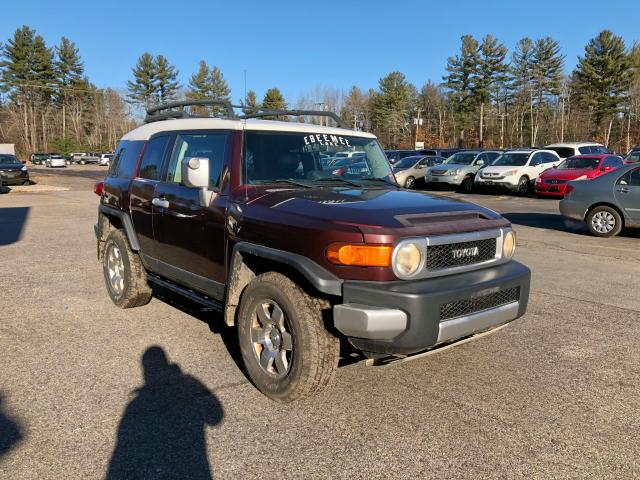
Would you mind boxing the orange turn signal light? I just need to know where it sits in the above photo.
[326,243,393,267]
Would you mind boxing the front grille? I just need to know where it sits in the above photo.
[440,287,520,321]
[426,238,497,270]
[544,178,568,185]
[431,169,448,175]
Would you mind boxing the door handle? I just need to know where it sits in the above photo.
[617,188,629,193]
[152,197,170,208]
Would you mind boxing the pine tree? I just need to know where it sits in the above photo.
[573,30,631,141]
[154,55,180,105]
[261,88,287,119]
[371,71,414,147]
[242,90,260,115]
[209,66,230,116]
[442,35,480,146]
[127,53,157,109]
[475,35,508,146]
[55,37,84,138]
[187,60,211,100]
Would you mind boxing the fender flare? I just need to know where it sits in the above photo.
[97,204,141,251]
[223,242,343,326]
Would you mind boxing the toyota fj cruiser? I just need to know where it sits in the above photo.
[95,100,531,402]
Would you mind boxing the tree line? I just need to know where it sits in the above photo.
[1,25,639,156]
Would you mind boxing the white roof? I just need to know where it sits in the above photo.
[544,142,603,147]
[121,118,377,141]
[504,149,560,155]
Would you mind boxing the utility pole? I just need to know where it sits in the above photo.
[413,108,422,149]
[314,102,326,127]
[499,112,508,149]
[479,103,484,148]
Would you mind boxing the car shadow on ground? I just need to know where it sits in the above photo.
[0,207,30,245]
[105,346,223,480]
[0,393,22,458]
[151,285,366,375]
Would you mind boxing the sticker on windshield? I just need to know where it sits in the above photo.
[303,134,351,147]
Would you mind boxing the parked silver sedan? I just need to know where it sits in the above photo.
[392,155,445,189]
[560,163,640,237]
[45,154,67,168]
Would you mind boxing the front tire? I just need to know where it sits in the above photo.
[404,176,415,189]
[102,229,152,308]
[458,175,474,193]
[237,272,339,402]
[586,206,622,237]
[516,176,529,196]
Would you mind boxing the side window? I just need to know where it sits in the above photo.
[487,152,500,162]
[475,153,487,165]
[139,136,171,180]
[165,133,227,188]
[617,168,640,186]
[418,157,429,166]
[544,152,558,163]
[107,146,125,178]
[530,153,543,165]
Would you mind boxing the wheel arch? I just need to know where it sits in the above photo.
[585,202,625,225]
[97,205,141,255]
[224,242,343,326]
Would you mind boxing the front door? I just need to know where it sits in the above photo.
[615,167,640,224]
[130,134,173,259]
[152,132,231,299]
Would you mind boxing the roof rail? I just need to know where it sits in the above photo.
[145,100,237,123]
[240,109,349,129]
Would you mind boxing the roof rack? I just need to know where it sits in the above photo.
[145,100,237,123]
[240,109,348,129]
[145,100,349,129]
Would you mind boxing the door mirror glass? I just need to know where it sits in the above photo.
[476,159,485,166]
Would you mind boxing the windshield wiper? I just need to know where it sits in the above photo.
[271,179,314,188]
[312,176,363,187]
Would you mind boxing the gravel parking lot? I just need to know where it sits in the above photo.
[1,166,639,479]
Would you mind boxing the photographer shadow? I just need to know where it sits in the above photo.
[0,393,22,458]
[106,346,223,480]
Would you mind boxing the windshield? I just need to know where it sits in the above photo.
[244,131,392,184]
[492,153,530,166]
[0,155,19,164]
[394,156,421,169]
[444,152,478,165]
[557,157,599,170]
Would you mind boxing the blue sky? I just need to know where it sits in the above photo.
[2,0,638,102]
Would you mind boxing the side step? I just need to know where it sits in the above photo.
[147,273,224,312]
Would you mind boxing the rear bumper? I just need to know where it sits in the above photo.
[334,261,530,355]
[559,198,586,221]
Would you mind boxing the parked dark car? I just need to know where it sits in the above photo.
[95,101,530,402]
[560,163,640,237]
[30,152,49,165]
[0,154,30,185]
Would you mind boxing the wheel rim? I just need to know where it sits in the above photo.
[250,300,293,378]
[592,211,615,233]
[463,178,473,192]
[405,177,414,189]
[106,244,125,296]
[519,179,527,193]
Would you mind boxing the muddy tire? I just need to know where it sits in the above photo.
[586,206,622,237]
[237,272,339,402]
[516,176,529,196]
[102,229,152,308]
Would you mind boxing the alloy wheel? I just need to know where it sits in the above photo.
[250,300,293,378]
[106,244,125,296]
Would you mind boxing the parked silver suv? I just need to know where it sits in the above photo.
[425,150,502,192]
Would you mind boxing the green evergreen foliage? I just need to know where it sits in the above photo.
[127,52,157,109]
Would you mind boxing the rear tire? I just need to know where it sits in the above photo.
[80,160,86,165]
[586,206,622,237]
[102,229,152,308]
[237,272,339,402]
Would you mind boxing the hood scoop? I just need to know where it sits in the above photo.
[395,211,489,227]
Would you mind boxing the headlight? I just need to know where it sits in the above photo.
[448,169,460,175]
[393,242,423,277]
[21,166,28,171]
[503,231,516,259]
[535,177,542,184]
[504,169,518,177]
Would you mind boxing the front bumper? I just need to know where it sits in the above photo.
[0,171,29,185]
[333,261,530,355]
[535,183,567,196]
[475,178,519,191]
[425,174,463,186]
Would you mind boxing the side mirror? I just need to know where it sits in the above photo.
[476,159,485,166]
[601,166,612,172]
[181,157,215,207]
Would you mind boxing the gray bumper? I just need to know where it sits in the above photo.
[333,261,531,355]
[559,199,586,221]
[426,175,463,186]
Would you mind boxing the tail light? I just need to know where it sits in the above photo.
[564,184,574,195]
[94,181,104,196]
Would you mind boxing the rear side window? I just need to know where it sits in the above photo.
[139,136,171,180]
[543,152,559,163]
[547,147,575,158]
[165,133,228,188]
[618,168,640,186]
[108,140,145,179]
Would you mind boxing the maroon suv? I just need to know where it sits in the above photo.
[95,101,531,402]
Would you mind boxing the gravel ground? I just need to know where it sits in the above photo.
[0,170,638,479]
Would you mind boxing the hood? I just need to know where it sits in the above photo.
[480,165,524,174]
[245,186,503,230]
[540,167,595,180]
[430,163,468,171]
[0,162,24,170]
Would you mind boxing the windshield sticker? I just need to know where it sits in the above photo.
[303,134,350,147]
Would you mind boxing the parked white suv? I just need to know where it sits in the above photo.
[475,149,561,195]
[98,153,113,166]
[544,142,608,159]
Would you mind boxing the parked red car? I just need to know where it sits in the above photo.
[535,154,624,197]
